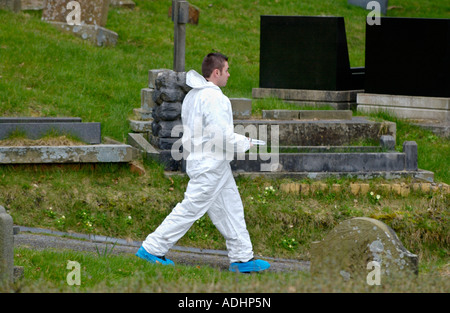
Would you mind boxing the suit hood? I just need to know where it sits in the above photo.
[186,70,220,90]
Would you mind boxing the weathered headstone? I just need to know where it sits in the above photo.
[0,206,14,284]
[42,0,110,27]
[310,217,418,283]
[0,0,21,12]
[42,0,118,46]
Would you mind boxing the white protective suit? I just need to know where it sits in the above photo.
[142,70,254,263]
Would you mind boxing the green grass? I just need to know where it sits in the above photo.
[4,247,448,293]
[0,0,449,293]
[0,162,448,265]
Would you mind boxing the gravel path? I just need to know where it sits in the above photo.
[14,226,310,273]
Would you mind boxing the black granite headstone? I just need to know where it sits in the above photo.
[259,16,363,90]
[365,17,450,98]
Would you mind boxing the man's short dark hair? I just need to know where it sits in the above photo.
[202,52,228,79]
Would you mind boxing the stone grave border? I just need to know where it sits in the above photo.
[0,117,136,164]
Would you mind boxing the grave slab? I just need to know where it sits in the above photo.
[0,122,101,144]
[230,151,408,173]
[262,110,352,120]
[233,117,396,146]
[0,117,82,123]
[47,22,118,47]
[0,144,134,164]
[253,88,362,110]
[357,93,450,123]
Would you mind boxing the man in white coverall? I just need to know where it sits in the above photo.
[136,53,270,273]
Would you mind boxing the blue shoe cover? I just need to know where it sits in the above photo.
[229,258,270,273]
[136,246,174,266]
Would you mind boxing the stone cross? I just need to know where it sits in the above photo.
[172,0,189,72]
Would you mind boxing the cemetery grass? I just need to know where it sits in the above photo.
[0,0,449,292]
[0,160,448,292]
[3,246,448,293]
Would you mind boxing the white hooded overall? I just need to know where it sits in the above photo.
[142,70,254,263]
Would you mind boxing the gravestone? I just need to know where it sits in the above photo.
[259,15,363,91]
[348,0,388,15]
[42,0,118,46]
[310,217,418,282]
[42,0,110,27]
[0,206,14,284]
[364,17,450,98]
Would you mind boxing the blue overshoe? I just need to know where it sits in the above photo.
[136,246,174,266]
[229,258,270,273]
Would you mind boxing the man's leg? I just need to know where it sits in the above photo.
[207,168,254,263]
[141,168,229,258]
[207,166,270,272]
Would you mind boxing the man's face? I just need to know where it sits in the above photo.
[216,61,230,87]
